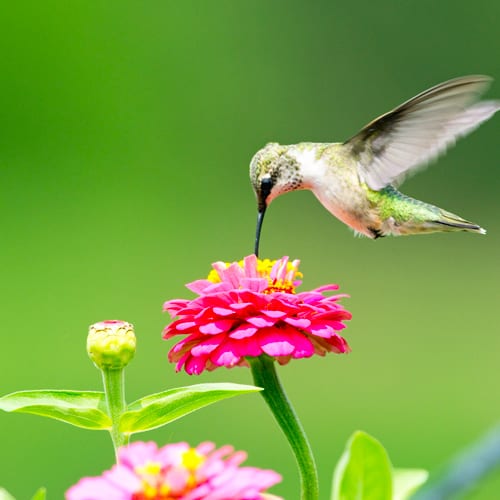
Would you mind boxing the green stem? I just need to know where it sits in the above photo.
[249,356,319,500]
[101,368,129,458]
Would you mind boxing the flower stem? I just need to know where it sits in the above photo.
[101,367,129,458]
[249,355,319,500]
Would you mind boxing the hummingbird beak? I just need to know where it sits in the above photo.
[254,177,273,257]
[254,205,266,257]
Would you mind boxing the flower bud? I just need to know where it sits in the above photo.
[87,320,136,370]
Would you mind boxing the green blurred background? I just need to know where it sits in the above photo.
[1,1,499,498]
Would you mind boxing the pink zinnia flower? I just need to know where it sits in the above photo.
[163,255,351,375]
[66,441,282,500]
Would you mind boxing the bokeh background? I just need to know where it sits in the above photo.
[1,1,499,498]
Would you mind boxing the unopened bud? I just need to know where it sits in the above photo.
[87,320,136,370]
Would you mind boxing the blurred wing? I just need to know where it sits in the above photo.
[344,76,500,190]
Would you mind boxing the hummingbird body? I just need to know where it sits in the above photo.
[272,141,484,238]
[251,76,499,253]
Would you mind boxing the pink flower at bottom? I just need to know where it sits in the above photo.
[163,255,351,375]
[66,441,282,500]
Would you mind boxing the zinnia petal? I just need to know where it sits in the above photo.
[259,326,315,358]
[246,316,278,328]
[190,333,226,356]
[199,319,235,334]
[187,355,212,375]
[284,317,311,328]
[228,324,258,339]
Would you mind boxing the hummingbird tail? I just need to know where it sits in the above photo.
[433,210,486,235]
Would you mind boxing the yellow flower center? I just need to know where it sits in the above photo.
[134,461,170,499]
[141,482,167,499]
[264,280,295,294]
[207,258,302,294]
[136,461,162,476]
[132,450,207,500]
[181,448,206,471]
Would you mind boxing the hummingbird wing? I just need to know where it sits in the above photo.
[344,75,500,190]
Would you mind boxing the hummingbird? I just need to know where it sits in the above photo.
[250,75,500,256]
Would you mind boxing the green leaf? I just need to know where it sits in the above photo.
[31,488,47,500]
[120,383,262,434]
[0,488,16,500]
[393,469,428,500]
[332,431,393,500]
[0,487,46,500]
[0,390,111,430]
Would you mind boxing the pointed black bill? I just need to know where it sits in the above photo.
[254,207,266,257]
[254,176,273,257]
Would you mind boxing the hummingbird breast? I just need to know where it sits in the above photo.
[291,143,380,237]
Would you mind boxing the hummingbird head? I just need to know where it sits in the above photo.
[249,142,302,211]
[249,142,303,256]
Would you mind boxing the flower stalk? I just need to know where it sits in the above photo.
[101,367,129,455]
[249,355,319,500]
